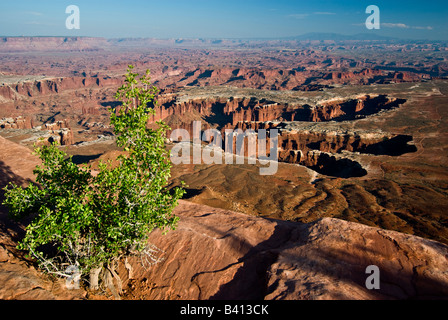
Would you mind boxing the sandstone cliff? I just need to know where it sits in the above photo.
[150,93,406,129]
[0,76,122,101]
[0,116,33,129]
[0,118,75,146]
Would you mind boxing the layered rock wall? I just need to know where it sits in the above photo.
[0,116,33,129]
[151,94,405,128]
[0,76,122,101]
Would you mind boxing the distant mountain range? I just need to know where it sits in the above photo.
[0,34,444,53]
[283,32,398,41]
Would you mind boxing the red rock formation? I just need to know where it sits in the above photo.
[40,119,75,146]
[0,86,15,100]
[0,76,123,101]
[117,200,448,300]
[323,69,384,84]
[151,94,405,130]
[0,116,33,129]
[392,72,422,82]
[81,106,101,115]
[44,119,70,131]
[150,94,409,175]
[306,95,405,122]
[58,128,75,146]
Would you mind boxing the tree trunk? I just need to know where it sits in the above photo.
[89,267,102,291]
[105,262,123,300]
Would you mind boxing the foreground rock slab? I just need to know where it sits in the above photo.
[0,244,85,300]
[120,200,448,300]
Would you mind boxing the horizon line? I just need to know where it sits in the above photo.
[1,34,448,42]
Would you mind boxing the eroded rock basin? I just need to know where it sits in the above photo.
[150,87,414,178]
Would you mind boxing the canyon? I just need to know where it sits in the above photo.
[147,87,413,178]
[0,71,413,178]
[0,37,447,300]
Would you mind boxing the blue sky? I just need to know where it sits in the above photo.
[0,0,447,40]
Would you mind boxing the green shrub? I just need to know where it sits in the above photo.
[2,66,185,295]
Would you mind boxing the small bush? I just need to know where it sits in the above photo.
[2,66,185,295]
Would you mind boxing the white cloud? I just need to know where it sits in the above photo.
[382,23,433,30]
[413,26,433,30]
[382,23,410,29]
[313,12,336,15]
